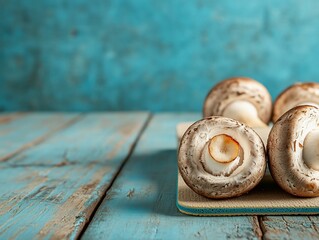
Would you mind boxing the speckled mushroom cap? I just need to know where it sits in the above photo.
[268,105,319,197]
[203,77,272,124]
[178,116,266,199]
[272,82,319,122]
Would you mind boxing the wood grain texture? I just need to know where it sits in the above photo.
[0,112,149,239]
[82,113,263,240]
[4,113,147,167]
[0,112,81,162]
[0,112,25,124]
[260,216,319,240]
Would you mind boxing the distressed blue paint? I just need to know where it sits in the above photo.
[0,113,79,161]
[0,112,149,239]
[5,112,148,166]
[0,166,94,239]
[1,1,319,111]
[82,114,262,239]
[262,216,319,239]
[1,112,318,238]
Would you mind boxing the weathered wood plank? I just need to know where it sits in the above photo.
[82,113,262,240]
[260,216,319,240]
[0,113,81,162]
[4,113,145,166]
[0,112,25,125]
[0,112,149,239]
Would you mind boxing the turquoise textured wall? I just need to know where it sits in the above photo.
[1,0,319,111]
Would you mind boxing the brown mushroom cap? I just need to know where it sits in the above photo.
[268,105,319,197]
[203,77,272,124]
[178,116,266,199]
[272,82,319,122]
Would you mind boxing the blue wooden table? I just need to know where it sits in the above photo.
[1,112,319,240]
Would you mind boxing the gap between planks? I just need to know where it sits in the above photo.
[77,113,153,240]
[0,114,84,163]
[257,216,264,239]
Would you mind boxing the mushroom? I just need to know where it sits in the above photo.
[203,77,272,128]
[202,77,272,144]
[272,82,319,122]
[268,105,319,197]
[178,116,266,199]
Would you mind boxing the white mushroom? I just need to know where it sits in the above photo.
[178,116,266,199]
[268,105,319,197]
[272,82,319,122]
[203,77,272,128]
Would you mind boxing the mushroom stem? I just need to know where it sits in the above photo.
[208,134,240,163]
[222,101,268,128]
[303,129,319,171]
[252,127,271,147]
